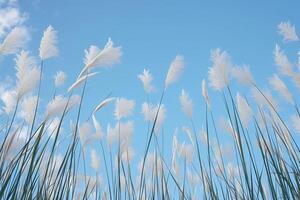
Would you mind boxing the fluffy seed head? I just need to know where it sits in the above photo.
[274,44,293,77]
[165,55,185,88]
[15,51,40,97]
[68,72,98,93]
[141,102,166,133]
[236,93,252,128]
[278,21,299,42]
[93,97,115,114]
[54,71,66,87]
[90,149,100,172]
[208,48,231,90]
[107,121,134,148]
[84,38,122,68]
[179,89,193,118]
[231,65,254,86]
[201,79,211,108]
[39,25,59,60]
[114,98,135,120]
[92,115,103,139]
[45,95,80,119]
[269,74,293,104]
[19,95,38,124]
[0,26,29,55]
[137,69,155,93]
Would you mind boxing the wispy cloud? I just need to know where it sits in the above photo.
[0,0,27,37]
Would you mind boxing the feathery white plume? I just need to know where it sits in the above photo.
[84,38,122,68]
[226,162,239,181]
[236,93,252,128]
[138,151,163,175]
[45,95,80,119]
[47,117,61,139]
[199,128,208,145]
[182,126,194,146]
[278,22,299,42]
[172,130,178,158]
[208,48,231,90]
[171,132,179,176]
[93,97,115,114]
[141,102,166,133]
[84,45,100,66]
[178,143,193,163]
[114,98,135,120]
[19,95,37,124]
[291,115,300,134]
[251,88,277,109]
[90,149,100,172]
[179,89,193,118]
[0,26,29,55]
[1,89,17,114]
[165,55,185,88]
[231,65,254,86]
[120,147,135,163]
[79,122,93,148]
[39,25,58,60]
[15,51,36,81]
[114,147,135,166]
[54,71,66,87]
[219,118,236,137]
[79,38,122,78]
[68,72,98,93]
[137,69,155,93]
[269,74,293,104]
[15,51,40,97]
[274,44,293,77]
[4,126,28,161]
[92,115,103,139]
[45,96,66,118]
[107,121,134,148]
[187,169,199,190]
[201,79,211,108]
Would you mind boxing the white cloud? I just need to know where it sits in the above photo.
[0,2,27,37]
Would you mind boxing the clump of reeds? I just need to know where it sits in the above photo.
[0,21,300,200]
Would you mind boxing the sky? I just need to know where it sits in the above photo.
[1,0,300,190]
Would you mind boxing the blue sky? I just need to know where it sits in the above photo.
[1,0,300,188]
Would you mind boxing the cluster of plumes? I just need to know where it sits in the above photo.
[61,31,188,186]
[170,129,196,181]
[204,21,300,141]
[67,38,122,93]
[0,24,62,115]
[2,19,300,199]
[0,24,78,163]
